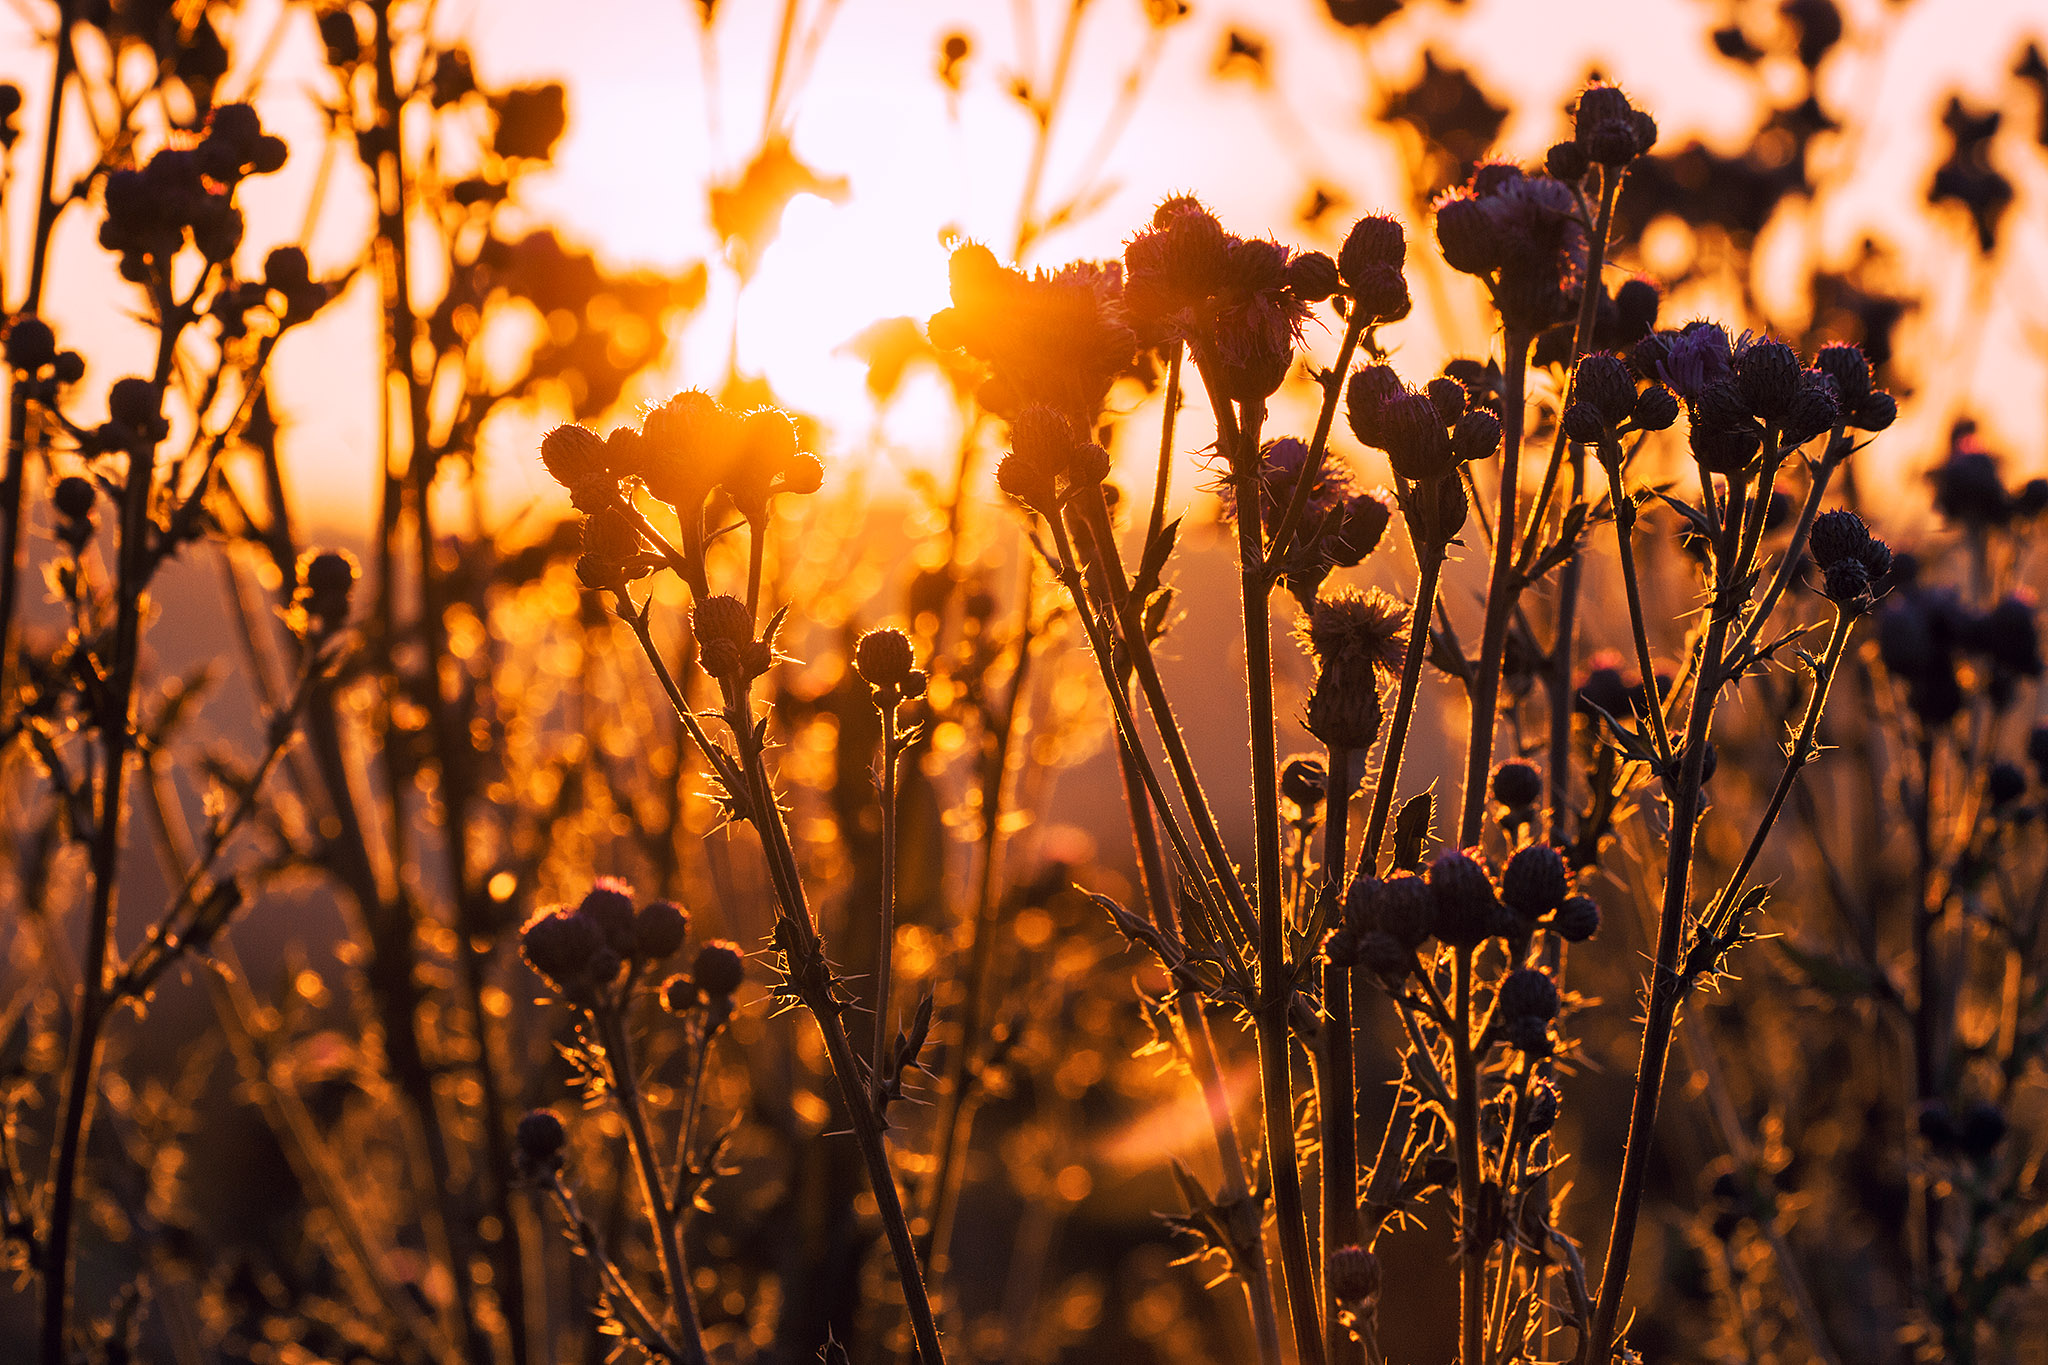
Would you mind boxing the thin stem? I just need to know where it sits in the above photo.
[872,697,902,1081]
[1144,342,1183,557]
[1599,439,1674,766]
[1585,453,1766,1362]
[1269,307,1371,568]
[1452,949,1486,1365]
[1228,396,1326,1365]
[1457,331,1532,847]
[1361,534,1448,866]
[1317,746,1360,1365]
[595,1003,709,1364]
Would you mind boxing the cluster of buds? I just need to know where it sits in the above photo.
[661,941,748,1029]
[1434,164,1590,334]
[628,390,824,525]
[1491,965,1564,1055]
[1346,364,1502,484]
[519,879,694,1005]
[995,406,1111,518]
[1333,843,1584,981]
[1545,83,1659,182]
[100,104,286,279]
[930,243,1135,421]
[50,476,97,552]
[1335,214,1412,325]
[291,549,359,639]
[1929,424,2044,530]
[1235,438,1391,606]
[93,378,170,457]
[574,506,659,598]
[1879,574,2044,722]
[3,315,84,390]
[853,627,928,709]
[1559,351,1680,447]
[1121,196,1327,403]
[693,594,776,694]
[1299,587,1406,752]
[1639,325,1888,474]
[1806,509,1892,615]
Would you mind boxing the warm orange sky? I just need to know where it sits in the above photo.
[5,0,2046,536]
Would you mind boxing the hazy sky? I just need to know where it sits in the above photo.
[5,0,2045,534]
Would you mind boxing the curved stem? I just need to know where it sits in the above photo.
[1361,535,1447,867]
[1600,440,1674,766]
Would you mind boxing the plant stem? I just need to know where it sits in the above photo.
[1585,457,1763,1363]
[1227,396,1327,1365]
[1452,949,1486,1365]
[596,1003,710,1364]
[1457,331,1532,847]
[1317,746,1361,1365]
[1599,439,1674,766]
[872,696,902,1081]
[1362,533,1447,866]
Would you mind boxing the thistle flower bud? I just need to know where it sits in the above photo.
[296,549,358,632]
[692,940,746,997]
[1498,966,1562,1021]
[1306,665,1383,751]
[1807,509,1873,570]
[1552,894,1601,941]
[1286,250,1341,303]
[634,900,689,959]
[1451,408,1501,464]
[580,879,639,955]
[1348,263,1410,322]
[520,906,602,994]
[1434,194,1499,276]
[1561,402,1608,445]
[1822,560,1874,614]
[1426,377,1467,424]
[661,973,702,1013]
[1573,352,1639,427]
[1281,755,1328,814]
[1492,761,1543,810]
[52,475,96,522]
[1351,872,1434,950]
[515,1109,567,1175]
[855,627,919,696]
[1428,847,1504,948]
[5,315,55,373]
[1502,843,1570,919]
[1379,393,1456,482]
[1329,1245,1382,1305]
[1781,372,1843,448]
[1545,139,1589,181]
[540,424,612,501]
[1338,214,1405,289]
[1631,384,1680,431]
[1359,931,1413,980]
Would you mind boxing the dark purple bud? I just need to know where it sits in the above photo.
[1552,894,1601,941]
[1287,250,1342,303]
[1491,761,1543,810]
[1339,214,1405,285]
[1428,847,1504,949]
[1502,843,1570,919]
[1498,966,1562,1021]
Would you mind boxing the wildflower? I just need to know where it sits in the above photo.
[661,974,702,1013]
[637,390,742,516]
[1930,430,2012,528]
[1337,213,1405,293]
[720,406,825,523]
[1502,843,1570,920]
[1235,439,1391,605]
[1571,84,1657,167]
[694,594,767,684]
[580,879,640,957]
[1434,165,1588,333]
[1285,250,1341,303]
[575,506,651,597]
[1814,342,1896,431]
[1347,364,1496,483]
[294,549,358,636]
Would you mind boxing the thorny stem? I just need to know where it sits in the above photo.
[1586,451,1768,1364]
[1362,531,1448,866]
[923,561,1034,1297]
[1599,438,1675,766]
[872,695,904,1083]
[547,1177,683,1363]
[1317,746,1361,1365]
[595,1002,710,1364]
[1701,606,1858,939]
[1726,427,1850,670]
[1458,329,1532,847]
[1226,396,1327,1365]
[724,687,948,1365]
